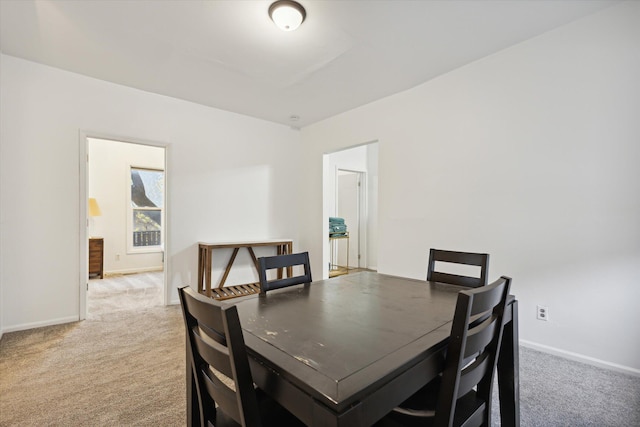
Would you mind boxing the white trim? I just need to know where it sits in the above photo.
[520,339,640,377]
[162,143,172,308]
[1,316,79,334]
[336,168,367,269]
[126,246,163,255]
[79,131,170,321]
[324,139,378,155]
[79,131,89,321]
[103,267,164,276]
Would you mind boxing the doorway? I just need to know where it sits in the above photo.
[80,135,168,319]
[324,142,378,278]
[335,169,365,270]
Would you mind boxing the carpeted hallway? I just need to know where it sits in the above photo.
[87,271,165,318]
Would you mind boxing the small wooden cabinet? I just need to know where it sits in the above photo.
[89,237,104,279]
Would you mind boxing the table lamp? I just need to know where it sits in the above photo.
[89,198,102,217]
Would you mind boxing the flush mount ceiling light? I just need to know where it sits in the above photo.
[269,0,306,31]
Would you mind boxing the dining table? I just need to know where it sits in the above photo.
[186,271,519,426]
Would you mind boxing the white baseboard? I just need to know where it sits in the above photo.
[105,266,163,277]
[520,339,640,377]
[1,315,79,335]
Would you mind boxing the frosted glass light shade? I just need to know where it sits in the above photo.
[269,1,306,31]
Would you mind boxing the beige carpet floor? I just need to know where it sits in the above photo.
[87,271,164,318]
[0,272,185,426]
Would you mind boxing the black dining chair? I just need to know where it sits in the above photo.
[257,252,312,295]
[178,286,304,427]
[376,276,512,427]
[427,249,490,288]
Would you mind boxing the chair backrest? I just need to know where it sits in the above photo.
[434,276,511,427]
[258,252,312,295]
[178,286,261,427]
[427,249,489,288]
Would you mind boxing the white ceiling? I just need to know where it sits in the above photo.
[0,0,618,128]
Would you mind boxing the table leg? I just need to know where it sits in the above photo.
[286,242,293,278]
[276,245,283,279]
[346,235,350,272]
[205,247,213,297]
[197,245,204,293]
[498,300,520,427]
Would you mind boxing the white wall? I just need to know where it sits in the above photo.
[301,2,640,373]
[88,138,164,274]
[0,55,300,332]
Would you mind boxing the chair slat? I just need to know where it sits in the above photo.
[464,315,498,358]
[192,328,233,378]
[430,271,484,288]
[202,369,242,422]
[430,249,488,266]
[183,293,225,336]
[262,252,309,270]
[457,351,491,398]
[468,288,504,316]
[258,252,312,294]
[263,276,308,291]
[427,249,489,288]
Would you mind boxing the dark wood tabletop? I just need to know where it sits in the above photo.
[225,271,520,426]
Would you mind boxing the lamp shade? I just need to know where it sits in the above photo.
[269,0,306,31]
[88,198,102,217]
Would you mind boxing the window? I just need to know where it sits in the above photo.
[129,167,164,250]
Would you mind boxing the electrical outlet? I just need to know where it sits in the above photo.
[116,253,120,261]
[536,305,549,321]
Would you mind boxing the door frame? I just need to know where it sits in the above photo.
[335,168,367,269]
[78,131,169,320]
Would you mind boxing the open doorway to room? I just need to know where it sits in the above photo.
[82,137,167,319]
[330,169,365,276]
[324,142,379,278]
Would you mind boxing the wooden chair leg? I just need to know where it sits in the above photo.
[498,301,520,427]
